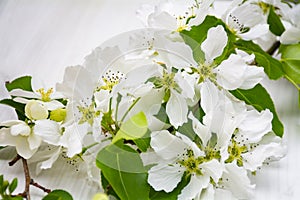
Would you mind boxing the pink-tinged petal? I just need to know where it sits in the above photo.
[148,163,184,192]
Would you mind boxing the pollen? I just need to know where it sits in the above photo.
[77,102,100,125]
[98,70,125,92]
[36,88,53,102]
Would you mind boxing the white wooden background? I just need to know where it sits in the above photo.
[0,0,299,199]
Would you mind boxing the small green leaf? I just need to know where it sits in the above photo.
[177,119,197,141]
[280,44,300,84]
[96,142,150,200]
[0,174,4,187]
[112,112,148,143]
[235,39,284,80]
[0,99,26,120]
[5,76,33,92]
[42,190,73,200]
[154,103,169,124]
[133,130,151,152]
[8,178,18,194]
[230,84,284,137]
[267,6,285,36]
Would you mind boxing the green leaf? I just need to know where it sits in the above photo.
[112,112,148,143]
[280,44,300,84]
[5,76,33,92]
[177,119,197,141]
[96,142,150,200]
[8,178,17,194]
[0,99,26,120]
[235,39,284,80]
[101,172,120,200]
[267,6,285,36]
[154,103,169,124]
[230,84,284,137]
[42,190,73,200]
[149,174,190,200]
[132,129,151,152]
[181,15,236,64]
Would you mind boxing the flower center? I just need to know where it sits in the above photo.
[99,70,125,92]
[178,149,204,176]
[36,88,53,102]
[225,139,248,166]
[77,102,100,125]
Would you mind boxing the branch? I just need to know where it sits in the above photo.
[8,155,51,199]
[267,41,280,56]
[22,157,31,200]
[8,154,21,166]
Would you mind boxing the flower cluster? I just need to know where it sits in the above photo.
[1,0,299,199]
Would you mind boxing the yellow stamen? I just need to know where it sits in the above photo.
[36,88,53,102]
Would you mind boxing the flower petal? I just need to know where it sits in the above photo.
[222,162,255,199]
[214,54,246,90]
[237,109,273,143]
[34,119,61,145]
[201,25,228,63]
[148,163,183,192]
[59,124,84,157]
[201,159,224,183]
[166,90,188,128]
[188,112,211,146]
[151,130,187,160]
[178,174,210,200]
[27,133,42,150]
[243,140,286,171]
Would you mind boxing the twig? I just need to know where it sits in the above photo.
[30,179,51,193]
[22,157,31,200]
[267,41,280,56]
[8,154,21,166]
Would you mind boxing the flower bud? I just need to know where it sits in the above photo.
[50,108,67,122]
[92,193,109,200]
[25,100,48,120]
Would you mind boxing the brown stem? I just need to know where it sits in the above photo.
[8,154,21,166]
[267,41,280,56]
[30,179,51,193]
[22,157,31,200]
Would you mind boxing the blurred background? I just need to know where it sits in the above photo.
[0,0,299,199]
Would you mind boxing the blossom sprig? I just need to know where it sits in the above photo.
[1,0,299,199]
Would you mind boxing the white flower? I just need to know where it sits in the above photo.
[147,130,223,200]
[219,162,255,199]
[9,78,64,111]
[199,25,264,90]
[137,0,214,31]
[25,100,49,120]
[34,103,86,158]
[0,120,41,159]
[280,4,300,44]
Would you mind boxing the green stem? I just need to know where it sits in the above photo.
[285,75,300,91]
[120,97,141,123]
